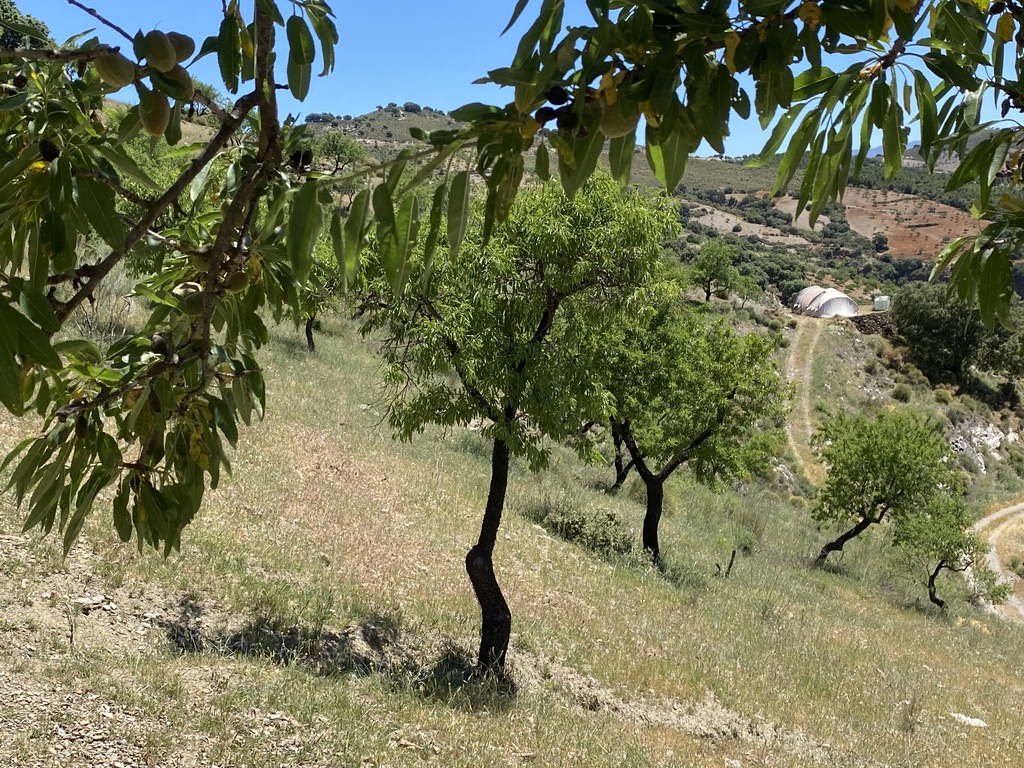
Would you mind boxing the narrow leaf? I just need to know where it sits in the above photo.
[447,170,471,262]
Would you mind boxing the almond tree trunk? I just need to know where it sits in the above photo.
[466,437,512,674]
[305,316,316,353]
[816,514,879,565]
[641,475,665,561]
[927,561,947,608]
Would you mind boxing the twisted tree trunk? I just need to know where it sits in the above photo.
[466,437,512,675]
[641,475,665,562]
[610,425,634,492]
[927,562,947,608]
[816,513,879,565]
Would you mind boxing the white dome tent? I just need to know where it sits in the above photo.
[792,286,859,318]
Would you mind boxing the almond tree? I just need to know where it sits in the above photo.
[812,410,954,566]
[4,0,1023,552]
[359,175,675,673]
[606,290,789,561]
[891,493,1009,608]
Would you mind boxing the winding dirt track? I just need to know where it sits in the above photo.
[784,316,826,486]
[783,316,1024,623]
[972,503,1024,623]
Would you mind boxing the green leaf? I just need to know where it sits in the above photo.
[286,180,322,282]
[0,329,22,414]
[421,181,447,286]
[287,14,316,65]
[75,176,124,252]
[558,125,605,198]
[92,145,160,191]
[287,57,312,100]
[16,282,60,337]
[331,205,356,292]
[752,103,806,166]
[535,143,550,181]
[0,301,60,369]
[52,338,101,363]
[255,0,285,25]
[502,0,532,35]
[645,124,688,193]
[608,133,636,187]
[305,6,338,76]
[389,195,420,294]
[447,170,471,261]
[343,187,371,270]
[218,13,241,94]
[0,92,29,112]
[164,99,182,146]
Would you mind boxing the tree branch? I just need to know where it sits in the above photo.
[0,45,120,61]
[616,420,655,483]
[192,91,231,123]
[65,0,134,42]
[55,89,261,322]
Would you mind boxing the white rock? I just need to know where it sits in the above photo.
[951,712,987,728]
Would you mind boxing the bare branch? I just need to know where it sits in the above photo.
[65,0,134,42]
[0,45,119,61]
[192,91,231,123]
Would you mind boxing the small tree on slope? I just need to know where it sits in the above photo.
[606,290,789,561]
[812,410,954,566]
[891,493,1009,609]
[359,175,676,674]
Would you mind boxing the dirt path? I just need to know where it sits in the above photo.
[785,316,826,487]
[972,503,1024,623]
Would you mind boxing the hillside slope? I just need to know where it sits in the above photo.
[1,319,1022,767]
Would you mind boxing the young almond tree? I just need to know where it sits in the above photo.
[812,410,955,566]
[359,175,676,674]
[606,289,789,561]
[891,493,1009,609]
[687,240,740,303]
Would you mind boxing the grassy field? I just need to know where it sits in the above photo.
[1,315,1023,767]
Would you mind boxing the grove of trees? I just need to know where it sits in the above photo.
[890,282,1024,388]
[3,0,1024,672]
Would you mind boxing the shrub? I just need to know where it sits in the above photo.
[518,495,634,557]
[945,404,971,425]
[863,358,879,375]
[934,388,953,405]
[904,364,929,387]
[768,319,784,331]
[786,318,798,328]
[892,383,912,402]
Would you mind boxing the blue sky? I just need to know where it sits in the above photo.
[30,0,805,156]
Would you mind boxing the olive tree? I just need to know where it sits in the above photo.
[359,175,675,673]
[606,291,789,561]
[812,410,956,566]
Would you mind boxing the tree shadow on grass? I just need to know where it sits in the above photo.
[157,597,516,712]
[269,331,315,361]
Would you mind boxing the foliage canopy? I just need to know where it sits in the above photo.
[812,410,959,564]
[3,0,1024,558]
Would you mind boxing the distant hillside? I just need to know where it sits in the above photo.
[309,103,460,144]
[306,105,990,303]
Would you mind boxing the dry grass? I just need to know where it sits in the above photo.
[2,317,1024,767]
